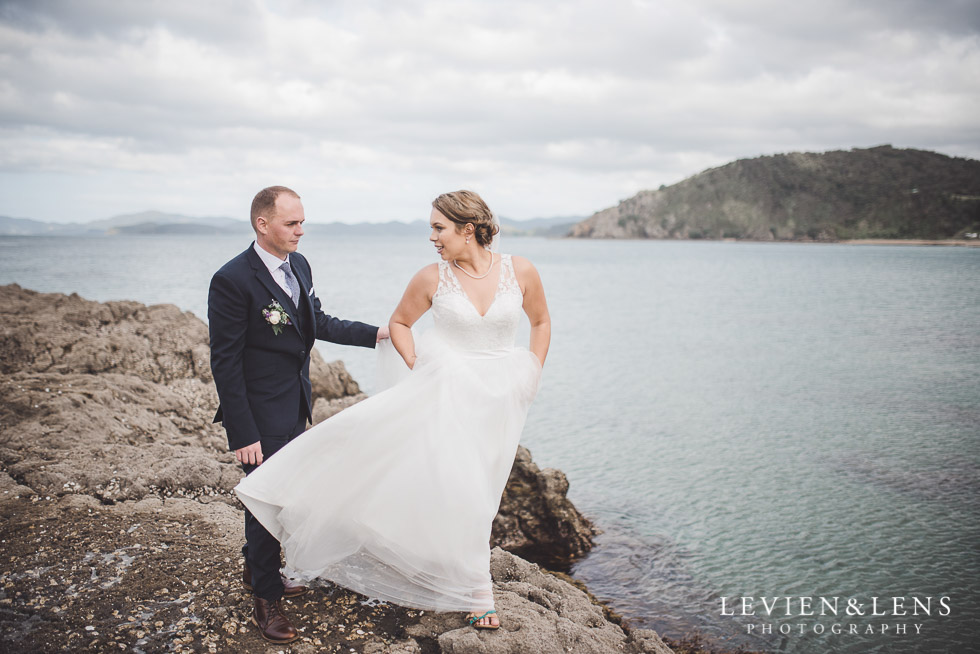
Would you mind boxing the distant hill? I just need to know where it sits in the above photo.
[310,220,425,236]
[570,146,980,240]
[0,215,63,235]
[1,211,579,238]
[0,211,252,236]
[498,215,583,237]
[113,222,242,235]
[89,210,250,233]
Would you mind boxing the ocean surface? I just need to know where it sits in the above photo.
[2,233,978,654]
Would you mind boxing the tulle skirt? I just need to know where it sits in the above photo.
[234,331,542,611]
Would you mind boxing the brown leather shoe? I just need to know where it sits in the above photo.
[252,597,299,644]
[243,561,309,597]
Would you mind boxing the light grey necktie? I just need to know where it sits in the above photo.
[279,260,300,307]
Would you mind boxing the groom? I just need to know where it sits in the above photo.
[208,185,387,643]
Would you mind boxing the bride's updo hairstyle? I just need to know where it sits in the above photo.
[432,190,499,248]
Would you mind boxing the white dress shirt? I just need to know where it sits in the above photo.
[253,241,295,302]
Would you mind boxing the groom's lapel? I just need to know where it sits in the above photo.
[246,247,302,338]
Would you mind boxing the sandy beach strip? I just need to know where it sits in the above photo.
[838,239,980,247]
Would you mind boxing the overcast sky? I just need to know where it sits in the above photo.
[1,0,978,224]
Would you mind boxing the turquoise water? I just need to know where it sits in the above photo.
[2,234,978,653]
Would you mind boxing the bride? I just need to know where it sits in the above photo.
[235,190,551,632]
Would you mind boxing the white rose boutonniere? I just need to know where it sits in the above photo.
[261,300,293,335]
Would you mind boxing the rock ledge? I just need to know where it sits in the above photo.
[0,284,672,653]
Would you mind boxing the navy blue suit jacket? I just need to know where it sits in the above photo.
[208,244,377,450]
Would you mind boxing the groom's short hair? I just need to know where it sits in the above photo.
[251,186,301,230]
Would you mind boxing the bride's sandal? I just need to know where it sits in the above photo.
[466,610,500,630]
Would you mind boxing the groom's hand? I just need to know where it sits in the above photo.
[376,325,390,342]
[236,441,264,466]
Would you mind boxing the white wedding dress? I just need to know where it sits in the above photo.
[234,254,542,612]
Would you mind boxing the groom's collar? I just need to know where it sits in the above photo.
[252,240,290,275]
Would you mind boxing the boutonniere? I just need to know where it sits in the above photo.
[261,300,293,335]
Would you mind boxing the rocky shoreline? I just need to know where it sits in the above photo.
[0,283,676,653]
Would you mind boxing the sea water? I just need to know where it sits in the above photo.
[2,233,977,653]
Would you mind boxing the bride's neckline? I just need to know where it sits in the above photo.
[444,254,504,318]
[453,251,495,279]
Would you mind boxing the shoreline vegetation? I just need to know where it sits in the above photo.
[0,283,774,653]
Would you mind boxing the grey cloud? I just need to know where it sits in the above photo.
[0,0,977,222]
[702,0,980,39]
[0,0,262,44]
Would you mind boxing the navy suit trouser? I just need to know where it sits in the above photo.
[240,410,308,601]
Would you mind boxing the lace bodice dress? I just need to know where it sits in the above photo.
[431,254,523,351]
[235,253,542,612]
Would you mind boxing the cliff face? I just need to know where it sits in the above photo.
[571,145,980,240]
[0,284,661,653]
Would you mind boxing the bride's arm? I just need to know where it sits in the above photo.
[514,256,551,366]
[389,264,439,369]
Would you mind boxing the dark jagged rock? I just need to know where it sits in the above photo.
[493,445,597,566]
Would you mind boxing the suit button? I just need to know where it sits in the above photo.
[300,350,306,358]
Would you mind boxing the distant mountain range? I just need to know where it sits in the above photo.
[7,147,977,242]
[498,215,582,237]
[570,145,980,240]
[0,211,581,238]
[0,211,251,236]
